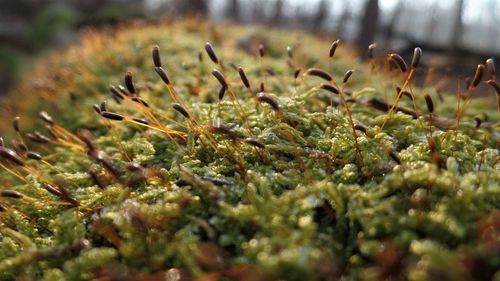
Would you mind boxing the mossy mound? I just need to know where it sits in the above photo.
[0,20,499,281]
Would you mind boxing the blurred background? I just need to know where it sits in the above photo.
[1,0,499,95]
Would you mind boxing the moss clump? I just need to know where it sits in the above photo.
[0,20,499,280]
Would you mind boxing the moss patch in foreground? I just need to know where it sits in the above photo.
[0,21,499,280]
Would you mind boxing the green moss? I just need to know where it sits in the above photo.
[0,21,499,280]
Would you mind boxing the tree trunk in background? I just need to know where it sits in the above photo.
[173,0,208,17]
[312,0,329,30]
[76,0,110,14]
[226,0,240,21]
[451,0,464,50]
[336,4,351,38]
[251,0,265,23]
[382,0,403,50]
[357,0,379,59]
[450,0,464,67]
[271,0,284,26]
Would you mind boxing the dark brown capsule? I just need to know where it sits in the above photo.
[260,82,265,92]
[320,84,339,95]
[424,93,434,113]
[306,68,333,82]
[401,90,413,101]
[131,97,150,108]
[201,176,232,186]
[131,117,150,125]
[172,103,190,119]
[155,67,171,85]
[124,71,136,95]
[100,100,107,112]
[286,46,293,59]
[140,97,150,108]
[244,137,266,148]
[378,96,398,111]
[12,117,20,132]
[486,80,500,94]
[117,85,129,96]
[77,129,96,152]
[328,39,340,58]
[152,45,162,67]
[34,132,52,143]
[343,69,354,83]
[45,125,58,139]
[97,153,120,180]
[257,93,279,111]
[387,149,402,165]
[411,47,422,68]
[218,86,226,101]
[368,43,376,59]
[259,43,265,57]
[39,111,54,125]
[294,67,302,79]
[388,53,408,73]
[0,190,23,199]
[101,111,124,121]
[126,163,144,172]
[210,122,239,140]
[367,98,418,118]
[92,104,101,114]
[43,183,62,197]
[353,124,367,133]
[88,168,106,189]
[228,62,238,71]
[238,67,250,89]
[198,50,203,62]
[473,116,482,128]
[204,42,219,64]
[106,95,120,108]
[211,69,228,89]
[26,133,48,144]
[27,151,42,160]
[265,67,276,76]
[57,183,79,206]
[146,80,155,90]
[486,58,496,77]
[0,147,25,166]
[109,85,125,100]
[471,64,485,88]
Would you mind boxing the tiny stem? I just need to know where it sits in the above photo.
[338,81,362,163]
[380,68,416,130]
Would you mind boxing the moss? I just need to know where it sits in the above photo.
[0,20,499,280]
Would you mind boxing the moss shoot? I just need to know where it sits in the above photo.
[0,20,499,281]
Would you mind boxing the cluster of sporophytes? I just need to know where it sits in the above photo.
[0,20,499,280]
